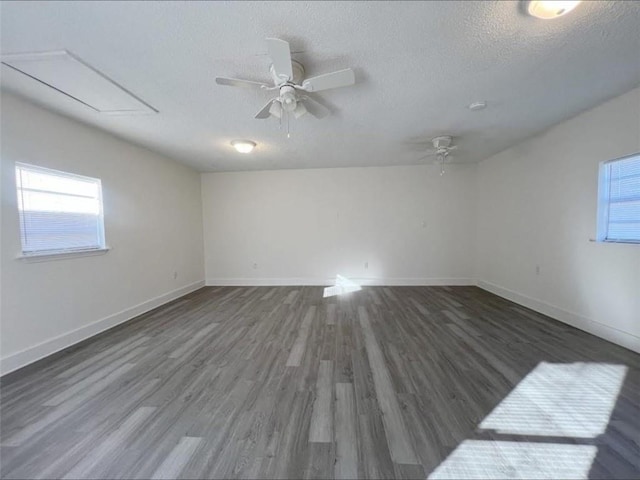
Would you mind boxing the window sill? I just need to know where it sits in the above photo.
[590,239,640,245]
[17,247,111,263]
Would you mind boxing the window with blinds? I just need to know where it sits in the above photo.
[15,163,106,256]
[597,153,640,243]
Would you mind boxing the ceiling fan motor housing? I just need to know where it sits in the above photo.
[431,136,453,149]
[270,60,305,85]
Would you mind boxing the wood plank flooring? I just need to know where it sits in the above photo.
[1,286,639,479]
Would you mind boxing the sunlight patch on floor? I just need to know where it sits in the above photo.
[428,441,597,480]
[480,362,627,437]
[428,362,628,479]
[323,274,362,298]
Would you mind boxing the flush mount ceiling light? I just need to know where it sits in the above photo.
[231,140,256,153]
[526,1,582,19]
[468,101,487,111]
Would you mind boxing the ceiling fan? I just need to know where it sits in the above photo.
[418,136,459,175]
[215,38,356,123]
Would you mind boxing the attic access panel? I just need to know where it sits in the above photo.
[1,50,157,115]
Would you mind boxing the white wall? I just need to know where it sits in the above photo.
[0,94,205,374]
[476,87,640,353]
[202,164,477,286]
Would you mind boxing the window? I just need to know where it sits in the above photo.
[15,163,106,256]
[597,153,640,243]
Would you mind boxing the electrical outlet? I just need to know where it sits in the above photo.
[535,265,540,275]
[173,271,178,280]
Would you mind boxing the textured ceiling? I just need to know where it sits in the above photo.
[1,1,639,172]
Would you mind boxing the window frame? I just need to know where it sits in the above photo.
[15,162,108,259]
[596,152,640,245]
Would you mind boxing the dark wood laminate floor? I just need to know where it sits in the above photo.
[1,286,639,479]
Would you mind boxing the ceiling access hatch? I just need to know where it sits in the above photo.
[1,50,157,115]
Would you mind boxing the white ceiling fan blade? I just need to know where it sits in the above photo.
[255,99,275,119]
[293,101,307,119]
[266,38,293,81]
[300,68,355,92]
[269,99,283,119]
[216,77,269,88]
[300,97,329,119]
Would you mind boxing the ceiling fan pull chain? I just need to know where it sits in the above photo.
[287,112,291,139]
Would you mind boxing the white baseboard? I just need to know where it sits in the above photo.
[0,280,205,376]
[206,277,475,287]
[477,279,640,354]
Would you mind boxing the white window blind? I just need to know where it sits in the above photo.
[15,163,106,256]
[597,153,640,243]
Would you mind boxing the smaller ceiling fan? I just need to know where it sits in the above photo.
[215,38,356,123]
[418,136,459,175]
